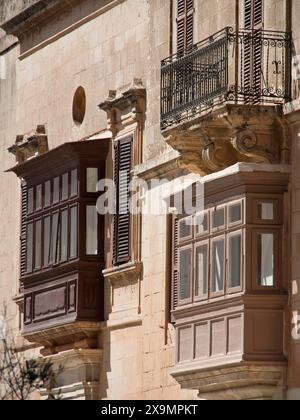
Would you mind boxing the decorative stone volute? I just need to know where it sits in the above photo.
[99,78,146,138]
[8,124,49,164]
[163,105,291,176]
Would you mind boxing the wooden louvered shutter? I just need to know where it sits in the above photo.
[20,180,27,282]
[172,215,179,310]
[177,0,194,54]
[244,0,263,103]
[244,0,263,29]
[113,136,133,266]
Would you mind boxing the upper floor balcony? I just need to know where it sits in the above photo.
[160,27,292,175]
[161,27,291,129]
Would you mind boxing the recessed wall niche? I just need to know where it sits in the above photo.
[72,86,86,125]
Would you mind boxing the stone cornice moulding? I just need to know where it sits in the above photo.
[99,78,146,138]
[8,124,49,166]
[102,261,143,285]
[170,363,287,400]
[0,0,126,60]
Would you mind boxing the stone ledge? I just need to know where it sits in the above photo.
[100,315,143,331]
[171,362,287,400]
[22,321,102,347]
[103,261,143,285]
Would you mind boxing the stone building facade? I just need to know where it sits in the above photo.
[0,0,300,400]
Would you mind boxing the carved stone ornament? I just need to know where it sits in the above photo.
[99,78,146,137]
[162,105,291,175]
[8,124,49,164]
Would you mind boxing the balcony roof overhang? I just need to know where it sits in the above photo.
[6,138,110,180]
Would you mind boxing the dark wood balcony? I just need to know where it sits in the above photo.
[8,139,109,347]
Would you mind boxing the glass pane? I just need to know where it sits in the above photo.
[62,173,69,201]
[43,216,51,266]
[212,239,225,293]
[179,248,191,301]
[258,202,274,220]
[229,234,242,288]
[60,210,68,262]
[258,233,274,287]
[28,188,34,213]
[53,177,60,204]
[70,206,78,258]
[229,204,242,224]
[26,223,33,273]
[50,213,59,263]
[213,208,225,229]
[87,168,98,193]
[195,245,208,297]
[70,169,78,197]
[195,212,208,235]
[36,185,42,210]
[35,220,42,270]
[44,181,51,207]
[86,206,98,255]
[179,218,192,240]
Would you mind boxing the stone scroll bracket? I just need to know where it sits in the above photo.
[162,105,291,176]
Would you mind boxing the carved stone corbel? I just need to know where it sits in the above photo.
[8,125,48,164]
[162,104,290,175]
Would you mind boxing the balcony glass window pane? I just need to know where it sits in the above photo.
[212,239,225,293]
[179,218,192,240]
[60,210,68,262]
[26,223,33,273]
[213,208,225,229]
[258,233,274,287]
[195,212,208,235]
[53,177,60,204]
[86,206,98,255]
[229,234,242,288]
[87,168,98,193]
[70,169,78,197]
[35,220,42,270]
[70,206,78,259]
[36,185,42,210]
[44,181,51,207]
[195,245,208,297]
[28,188,34,214]
[62,173,69,201]
[258,202,274,221]
[50,213,59,263]
[43,216,51,266]
[229,204,242,224]
[179,248,191,301]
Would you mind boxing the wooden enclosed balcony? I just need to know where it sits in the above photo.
[8,139,109,347]
[169,165,290,400]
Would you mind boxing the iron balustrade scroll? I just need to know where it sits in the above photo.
[161,27,292,130]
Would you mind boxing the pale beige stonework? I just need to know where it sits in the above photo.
[0,0,300,401]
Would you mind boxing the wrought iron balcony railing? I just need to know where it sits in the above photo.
[161,27,291,130]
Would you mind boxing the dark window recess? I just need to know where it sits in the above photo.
[113,136,133,266]
[177,0,194,53]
